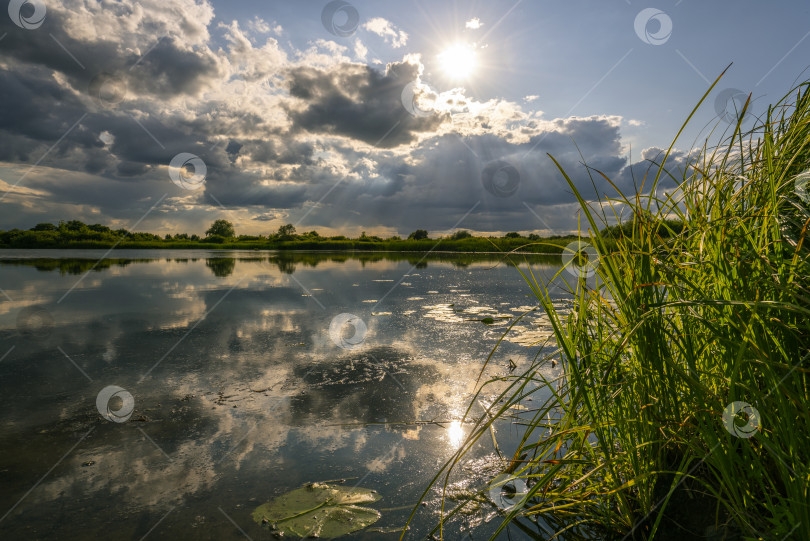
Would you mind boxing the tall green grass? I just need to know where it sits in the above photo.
[415,76,810,539]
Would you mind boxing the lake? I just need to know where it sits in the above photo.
[0,250,572,540]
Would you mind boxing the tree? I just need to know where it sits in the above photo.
[408,229,428,240]
[63,220,87,232]
[277,223,296,238]
[450,230,472,240]
[205,257,236,277]
[504,232,521,238]
[31,223,57,231]
[206,219,235,238]
[527,233,541,240]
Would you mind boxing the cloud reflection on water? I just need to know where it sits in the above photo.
[0,251,565,539]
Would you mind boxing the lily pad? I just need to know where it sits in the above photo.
[252,483,382,538]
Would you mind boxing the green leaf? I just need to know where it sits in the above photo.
[252,483,382,538]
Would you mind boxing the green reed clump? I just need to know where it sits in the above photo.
[413,75,810,540]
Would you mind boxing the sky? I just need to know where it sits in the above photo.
[0,0,809,237]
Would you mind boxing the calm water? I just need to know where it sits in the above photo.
[0,250,571,540]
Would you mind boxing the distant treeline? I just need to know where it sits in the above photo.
[0,218,683,252]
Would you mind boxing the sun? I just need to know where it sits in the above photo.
[438,43,477,79]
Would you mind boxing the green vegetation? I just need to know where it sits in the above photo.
[0,219,616,254]
[205,218,235,238]
[418,77,810,539]
[252,483,382,538]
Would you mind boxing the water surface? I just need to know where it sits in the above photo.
[0,250,570,539]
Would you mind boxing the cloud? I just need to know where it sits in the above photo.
[353,39,368,61]
[247,16,282,36]
[0,0,651,237]
[465,18,483,30]
[362,17,408,48]
[285,60,443,148]
[0,0,221,100]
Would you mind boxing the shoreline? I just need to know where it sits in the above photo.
[0,247,571,256]
[0,248,567,258]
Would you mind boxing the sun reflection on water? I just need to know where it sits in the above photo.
[447,420,465,449]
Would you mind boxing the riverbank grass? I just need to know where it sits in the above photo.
[422,76,810,539]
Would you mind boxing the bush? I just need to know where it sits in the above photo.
[201,235,226,243]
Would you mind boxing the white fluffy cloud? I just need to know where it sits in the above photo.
[353,38,368,61]
[362,17,408,48]
[246,16,282,36]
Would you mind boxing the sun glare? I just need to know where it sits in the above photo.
[438,43,477,79]
[447,420,465,449]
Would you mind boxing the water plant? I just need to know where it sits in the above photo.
[412,72,810,539]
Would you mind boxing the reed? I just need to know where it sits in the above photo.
[415,74,810,539]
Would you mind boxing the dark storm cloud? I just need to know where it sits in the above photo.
[204,176,310,208]
[0,68,87,159]
[0,4,221,100]
[116,161,151,177]
[286,61,444,148]
[239,139,317,167]
[225,140,242,163]
[124,38,222,98]
[281,117,635,234]
[616,147,695,194]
